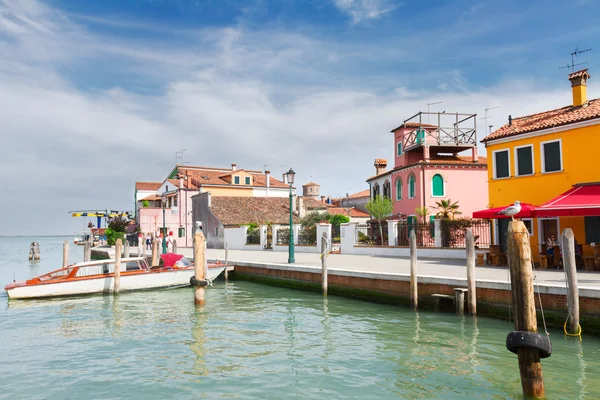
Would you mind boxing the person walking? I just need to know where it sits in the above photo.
[146,233,152,250]
[166,231,174,253]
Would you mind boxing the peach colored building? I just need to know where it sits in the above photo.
[367,112,488,224]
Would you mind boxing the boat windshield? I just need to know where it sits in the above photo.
[175,257,192,268]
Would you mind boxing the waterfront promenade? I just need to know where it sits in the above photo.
[112,246,600,291]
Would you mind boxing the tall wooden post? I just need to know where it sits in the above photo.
[321,232,328,296]
[562,228,580,334]
[124,240,130,258]
[224,243,229,281]
[84,241,91,262]
[151,239,159,266]
[173,239,178,255]
[141,236,146,258]
[114,239,122,295]
[62,240,69,269]
[508,221,544,398]
[410,229,418,310]
[466,228,477,315]
[194,230,207,306]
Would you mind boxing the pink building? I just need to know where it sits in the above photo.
[367,112,488,223]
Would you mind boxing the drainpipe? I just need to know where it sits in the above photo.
[421,164,426,211]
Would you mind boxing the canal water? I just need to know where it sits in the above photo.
[1,236,600,399]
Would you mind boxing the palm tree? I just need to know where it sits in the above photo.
[414,206,430,222]
[435,199,462,219]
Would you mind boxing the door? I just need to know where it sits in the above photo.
[541,219,558,244]
[498,219,510,253]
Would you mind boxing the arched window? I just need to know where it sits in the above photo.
[408,174,416,198]
[432,174,445,197]
[396,178,402,200]
[383,180,390,199]
[372,183,380,198]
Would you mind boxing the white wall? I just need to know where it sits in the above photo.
[252,188,292,197]
[223,226,263,251]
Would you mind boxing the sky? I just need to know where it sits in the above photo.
[1,0,600,235]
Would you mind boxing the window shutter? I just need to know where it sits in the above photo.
[432,174,444,196]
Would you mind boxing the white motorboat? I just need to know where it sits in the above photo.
[5,256,226,300]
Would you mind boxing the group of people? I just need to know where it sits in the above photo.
[142,231,175,253]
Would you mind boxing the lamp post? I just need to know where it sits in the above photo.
[286,168,296,263]
[161,193,167,254]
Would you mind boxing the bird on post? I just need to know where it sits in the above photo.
[498,201,521,220]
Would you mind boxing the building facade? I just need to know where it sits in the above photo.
[481,69,600,259]
[367,114,488,224]
[136,164,294,247]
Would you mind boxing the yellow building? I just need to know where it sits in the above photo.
[481,69,600,262]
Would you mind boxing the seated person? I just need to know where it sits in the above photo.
[546,236,557,256]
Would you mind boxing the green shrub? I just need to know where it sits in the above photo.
[105,228,125,246]
[142,200,149,208]
[108,216,129,233]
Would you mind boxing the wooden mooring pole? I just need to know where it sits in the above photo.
[194,230,207,306]
[84,241,91,262]
[173,239,178,255]
[562,228,580,334]
[321,232,328,296]
[410,229,418,310]
[28,242,40,260]
[224,242,229,281]
[62,240,69,268]
[151,239,159,266]
[466,228,477,315]
[507,221,545,398]
[114,239,122,295]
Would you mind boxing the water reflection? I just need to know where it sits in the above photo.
[468,316,480,375]
[320,297,332,373]
[190,309,208,377]
[575,338,587,400]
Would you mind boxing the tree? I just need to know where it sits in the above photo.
[435,199,462,219]
[142,200,149,208]
[414,206,430,222]
[365,196,393,246]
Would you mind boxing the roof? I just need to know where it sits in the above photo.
[374,158,388,165]
[367,155,487,181]
[569,69,590,80]
[210,197,300,226]
[482,98,600,142]
[326,207,370,218]
[391,122,438,132]
[472,202,537,219]
[536,182,600,217]
[135,182,162,191]
[349,189,370,199]
[302,197,329,210]
[302,182,319,187]
[179,167,289,189]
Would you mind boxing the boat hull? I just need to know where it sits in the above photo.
[6,266,225,300]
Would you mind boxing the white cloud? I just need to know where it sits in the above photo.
[332,0,398,23]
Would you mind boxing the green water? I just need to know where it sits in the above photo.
[1,237,600,399]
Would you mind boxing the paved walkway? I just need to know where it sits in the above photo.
[104,246,600,290]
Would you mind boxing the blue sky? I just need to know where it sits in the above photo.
[1,0,599,235]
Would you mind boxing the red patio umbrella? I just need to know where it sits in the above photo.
[472,203,537,219]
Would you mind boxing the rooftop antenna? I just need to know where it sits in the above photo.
[264,164,270,172]
[175,149,188,165]
[427,101,442,123]
[559,48,591,72]
[479,106,499,132]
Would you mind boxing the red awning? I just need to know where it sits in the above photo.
[535,183,600,217]
[472,203,537,219]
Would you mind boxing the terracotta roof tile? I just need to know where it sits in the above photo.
[179,167,289,189]
[349,189,370,198]
[374,158,388,165]
[302,182,319,186]
[210,197,300,226]
[327,207,370,218]
[135,182,162,191]
[422,155,487,165]
[569,69,590,80]
[482,97,600,142]
[391,122,438,132]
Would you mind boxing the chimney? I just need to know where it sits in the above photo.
[185,171,192,189]
[298,196,305,218]
[472,147,479,163]
[265,170,270,188]
[423,146,430,162]
[508,115,512,127]
[282,173,288,185]
[374,158,388,176]
[207,192,211,208]
[231,163,237,171]
[569,69,591,107]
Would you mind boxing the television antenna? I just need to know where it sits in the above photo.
[479,106,499,133]
[559,48,592,72]
[427,101,442,123]
[175,149,188,165]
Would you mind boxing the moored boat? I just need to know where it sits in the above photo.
[5,256,225,300]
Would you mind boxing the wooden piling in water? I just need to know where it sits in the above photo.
[194,230,207,306]
[84,241,91,262]
[321,232,328,296]
[409,229,418,310]
[224,243,229,281]
[62,240,69,268]
[151,239,159,266]
[29,242,40,260]
[172,239,177,255]
[562,228,580,335]
[466,228,477,315]
[507,221,545,398]
[114,239,122,295]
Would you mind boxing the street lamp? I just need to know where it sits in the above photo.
[161,193,167,254]
[286,168,296,263]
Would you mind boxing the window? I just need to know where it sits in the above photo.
[397,142,402,156]
[173,195,177,207]
[234,176,240,184]
[542,140,562,173]
[310,187,313,193]
[432,174,444,197]
[515,145,534,176]
[396,178,402,200]
[383,180,390,199]
[245,176,251,185]
[372,183,380,198]
[522,219,534,236]
[408,174,415,198]
[585,216,600,244]
[493,149,510,179]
